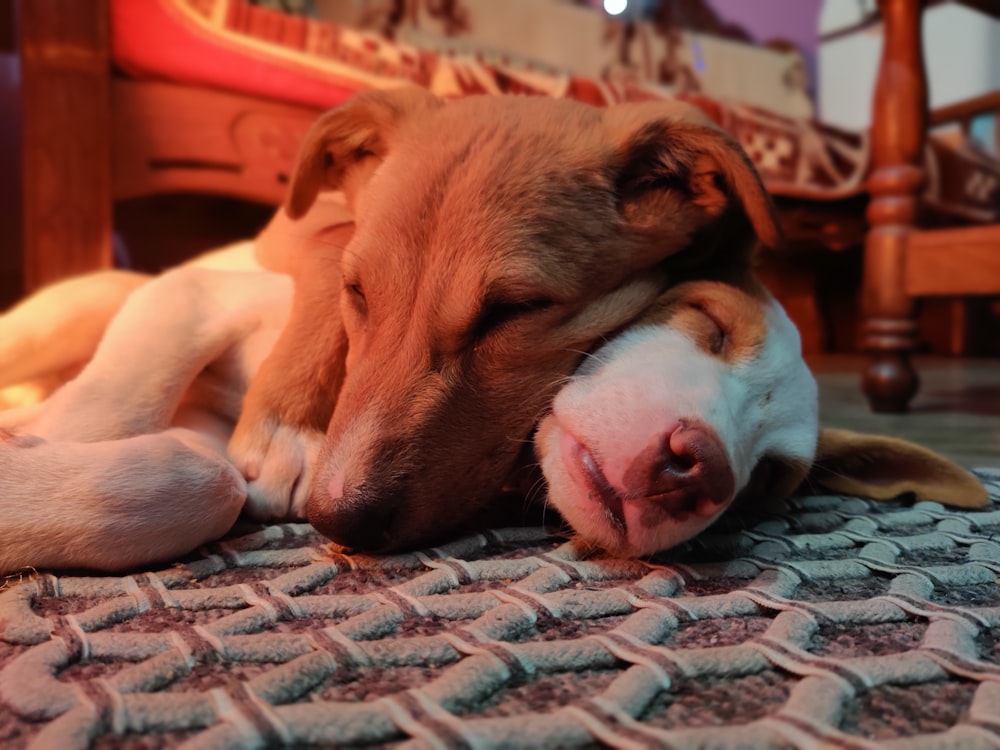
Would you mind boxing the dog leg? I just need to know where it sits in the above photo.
[0,425,246,573]
[0,270,148,390]
[229,250,345,521]
[26,267,291,443]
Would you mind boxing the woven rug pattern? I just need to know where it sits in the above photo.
[2,470,999,749]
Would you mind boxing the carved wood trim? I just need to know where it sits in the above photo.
[112,80,321,206]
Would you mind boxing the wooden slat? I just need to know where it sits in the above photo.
[929,89,1000,127]
[905,225,1000,296]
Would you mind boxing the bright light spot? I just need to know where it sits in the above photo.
[603,0,627,16]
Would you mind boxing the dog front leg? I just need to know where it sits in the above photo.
[27,268,288,443]
[229,253,347,521]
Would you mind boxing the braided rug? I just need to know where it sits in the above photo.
[2,470,999,749]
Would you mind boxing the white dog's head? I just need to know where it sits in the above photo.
[537,279,991,556]
[535,279,819,556]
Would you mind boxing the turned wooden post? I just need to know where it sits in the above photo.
[19,0,113,291]
[860,0,927,412]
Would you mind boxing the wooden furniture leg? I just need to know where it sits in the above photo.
[860,0,928,413]
[19,0,113,292]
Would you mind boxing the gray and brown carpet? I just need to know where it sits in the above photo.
[2,470,999,749]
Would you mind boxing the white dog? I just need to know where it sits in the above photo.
[536,279,988,556]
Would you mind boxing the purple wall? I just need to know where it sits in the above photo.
[705,0,823,90]
[705,0,822,51]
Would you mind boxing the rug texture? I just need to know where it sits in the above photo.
[2,470,999,749]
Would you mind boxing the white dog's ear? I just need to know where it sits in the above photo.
[287,86,442,219]
[803,428,989,509]
[604,103,781,261]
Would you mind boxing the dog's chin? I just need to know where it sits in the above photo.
[537,415,733,557]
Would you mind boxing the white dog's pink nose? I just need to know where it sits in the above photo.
[622,420,735,513]
[570,419,735,526]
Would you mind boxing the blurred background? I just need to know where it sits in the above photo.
[0,0,997,425]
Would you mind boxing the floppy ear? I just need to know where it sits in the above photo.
[256,192,355,276]
[604,102,781,270]
[287,86,442,219]
[803,428,989,509]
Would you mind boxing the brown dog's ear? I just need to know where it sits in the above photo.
[287,86,442,219]
[803,428,989,508]
[257,193,355,276]
[605,103,781,257]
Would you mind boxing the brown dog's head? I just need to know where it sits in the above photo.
[288,87,780,552]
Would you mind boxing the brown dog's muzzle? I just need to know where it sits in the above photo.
[306,373,549,552]
[309,476,401,552]
[308,449,519,552]
[307,422,409,550]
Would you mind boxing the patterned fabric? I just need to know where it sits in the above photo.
[2,470,998,748]
[109,0,1000,220]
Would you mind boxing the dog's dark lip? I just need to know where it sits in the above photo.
[642,487,698,517]
[572,438,627,534]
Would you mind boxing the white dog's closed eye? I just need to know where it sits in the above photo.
[535,280,820,556]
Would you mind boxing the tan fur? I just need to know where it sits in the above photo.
[230,88,782,551]
[0,255,298,573]
[805,428,989,508]
[641,281,771,364]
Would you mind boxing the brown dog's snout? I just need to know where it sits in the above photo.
[622,420,735,514]
[568,418,736,530]
[308,479,400,552]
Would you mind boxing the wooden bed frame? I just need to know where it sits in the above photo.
[16,0,1000,413]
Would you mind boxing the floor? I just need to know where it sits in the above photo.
[810,355,1000,469]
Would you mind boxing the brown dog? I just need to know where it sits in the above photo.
[229,87,781,552]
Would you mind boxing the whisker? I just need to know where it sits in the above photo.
[526,474,548,508]
[807,456,870,487]
[504,434,536,446]
[562,346,612,371]
[545,374,576,391]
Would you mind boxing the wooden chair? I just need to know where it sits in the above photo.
[861,0,1000,412]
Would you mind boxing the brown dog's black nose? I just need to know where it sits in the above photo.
[307,484,398,552]
[622,420,735,514]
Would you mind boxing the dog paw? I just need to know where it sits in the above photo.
[228,421,323,521]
